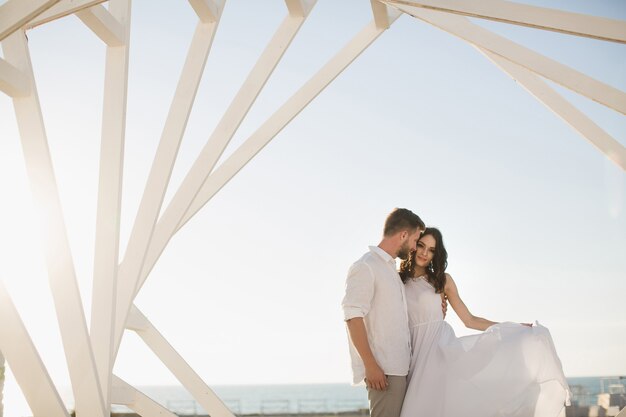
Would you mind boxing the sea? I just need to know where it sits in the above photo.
[108,376,624,415]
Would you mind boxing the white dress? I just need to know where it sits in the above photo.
[400,276,571,417]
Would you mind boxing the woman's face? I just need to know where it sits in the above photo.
[414,234,436,267]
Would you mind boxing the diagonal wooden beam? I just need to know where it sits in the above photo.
[89,0,131,412]
[127,305,236,417]
[177,6,403,232]
[480,48,626,171]
[188,0,225,23]
[285,0,316,17]
[135,0,319,289]
[2,29,107,417]
[0,0,60,41]
[134,6,403,290]
[390,4,626,115]
[76,4,125,46]
[0,57,30,97]
[112,0,320,354]
[111,5,226,363]
[111,375,178,417]
[26,0,106,29]
[385,0,626,44]
[0,282,69,417]
[371,0,396,29]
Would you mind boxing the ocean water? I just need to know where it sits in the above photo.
[110,376,624,415]
[125,383,368,415]
[567,376,626,406]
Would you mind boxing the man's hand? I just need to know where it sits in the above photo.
[441,293,448,318]
[345,318,387,390]
[365,362,388,391]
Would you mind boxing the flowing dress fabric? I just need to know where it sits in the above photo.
[400,277,571,417]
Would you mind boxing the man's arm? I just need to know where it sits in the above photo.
[346,317,387,391]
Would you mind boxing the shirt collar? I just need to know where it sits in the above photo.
[369,246,396,264]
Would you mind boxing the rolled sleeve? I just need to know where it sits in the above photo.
[342,261,375,321]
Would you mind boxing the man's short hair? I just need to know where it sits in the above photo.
[383,208,425,237]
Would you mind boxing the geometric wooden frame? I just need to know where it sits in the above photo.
[387,0,626,170]
[1,0,625,416]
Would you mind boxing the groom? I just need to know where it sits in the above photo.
[342,208,425,417]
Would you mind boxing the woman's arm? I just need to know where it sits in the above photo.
[444,274,497,331]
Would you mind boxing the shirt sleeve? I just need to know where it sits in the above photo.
[341,261,375,321]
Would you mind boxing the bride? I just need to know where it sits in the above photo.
[399,227,570,417]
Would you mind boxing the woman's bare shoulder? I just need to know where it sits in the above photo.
[444,273,456,291]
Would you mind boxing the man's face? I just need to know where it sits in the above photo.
[397,228,422,260]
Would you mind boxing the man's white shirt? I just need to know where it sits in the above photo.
[342,246,411,385]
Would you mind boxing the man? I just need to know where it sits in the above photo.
[342,208,425,417]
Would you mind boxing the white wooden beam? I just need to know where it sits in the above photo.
[0,0,60,41]
[481,48,626,171]
[127,306,236,417]
[111,375,178,417]
[391,4,626,115]
[146,6,318,254]
[26,0,106,29]
[285,0,316,17]
[89,0,130,413]
[385,0,626,44]
[371,0,397,29]
[137,9,401,278]
[112,18,223,361]
[0,282,69,417]
[76,4,125,46]
[111,1,316,345]
[0,57,30,97]
[2,30,107,417]
[110,375,135,407]
[188,0,225,23]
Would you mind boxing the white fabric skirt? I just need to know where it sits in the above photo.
[400,321,570,417]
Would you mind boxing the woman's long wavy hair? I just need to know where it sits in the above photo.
[399,227,448,293]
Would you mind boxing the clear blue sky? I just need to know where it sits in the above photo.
[1,0,625,413]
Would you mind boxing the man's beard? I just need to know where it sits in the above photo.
[397,243,410,260]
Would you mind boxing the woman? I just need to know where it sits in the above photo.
[399,228,570,417]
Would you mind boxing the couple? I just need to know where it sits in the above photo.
[342,208,570,417]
